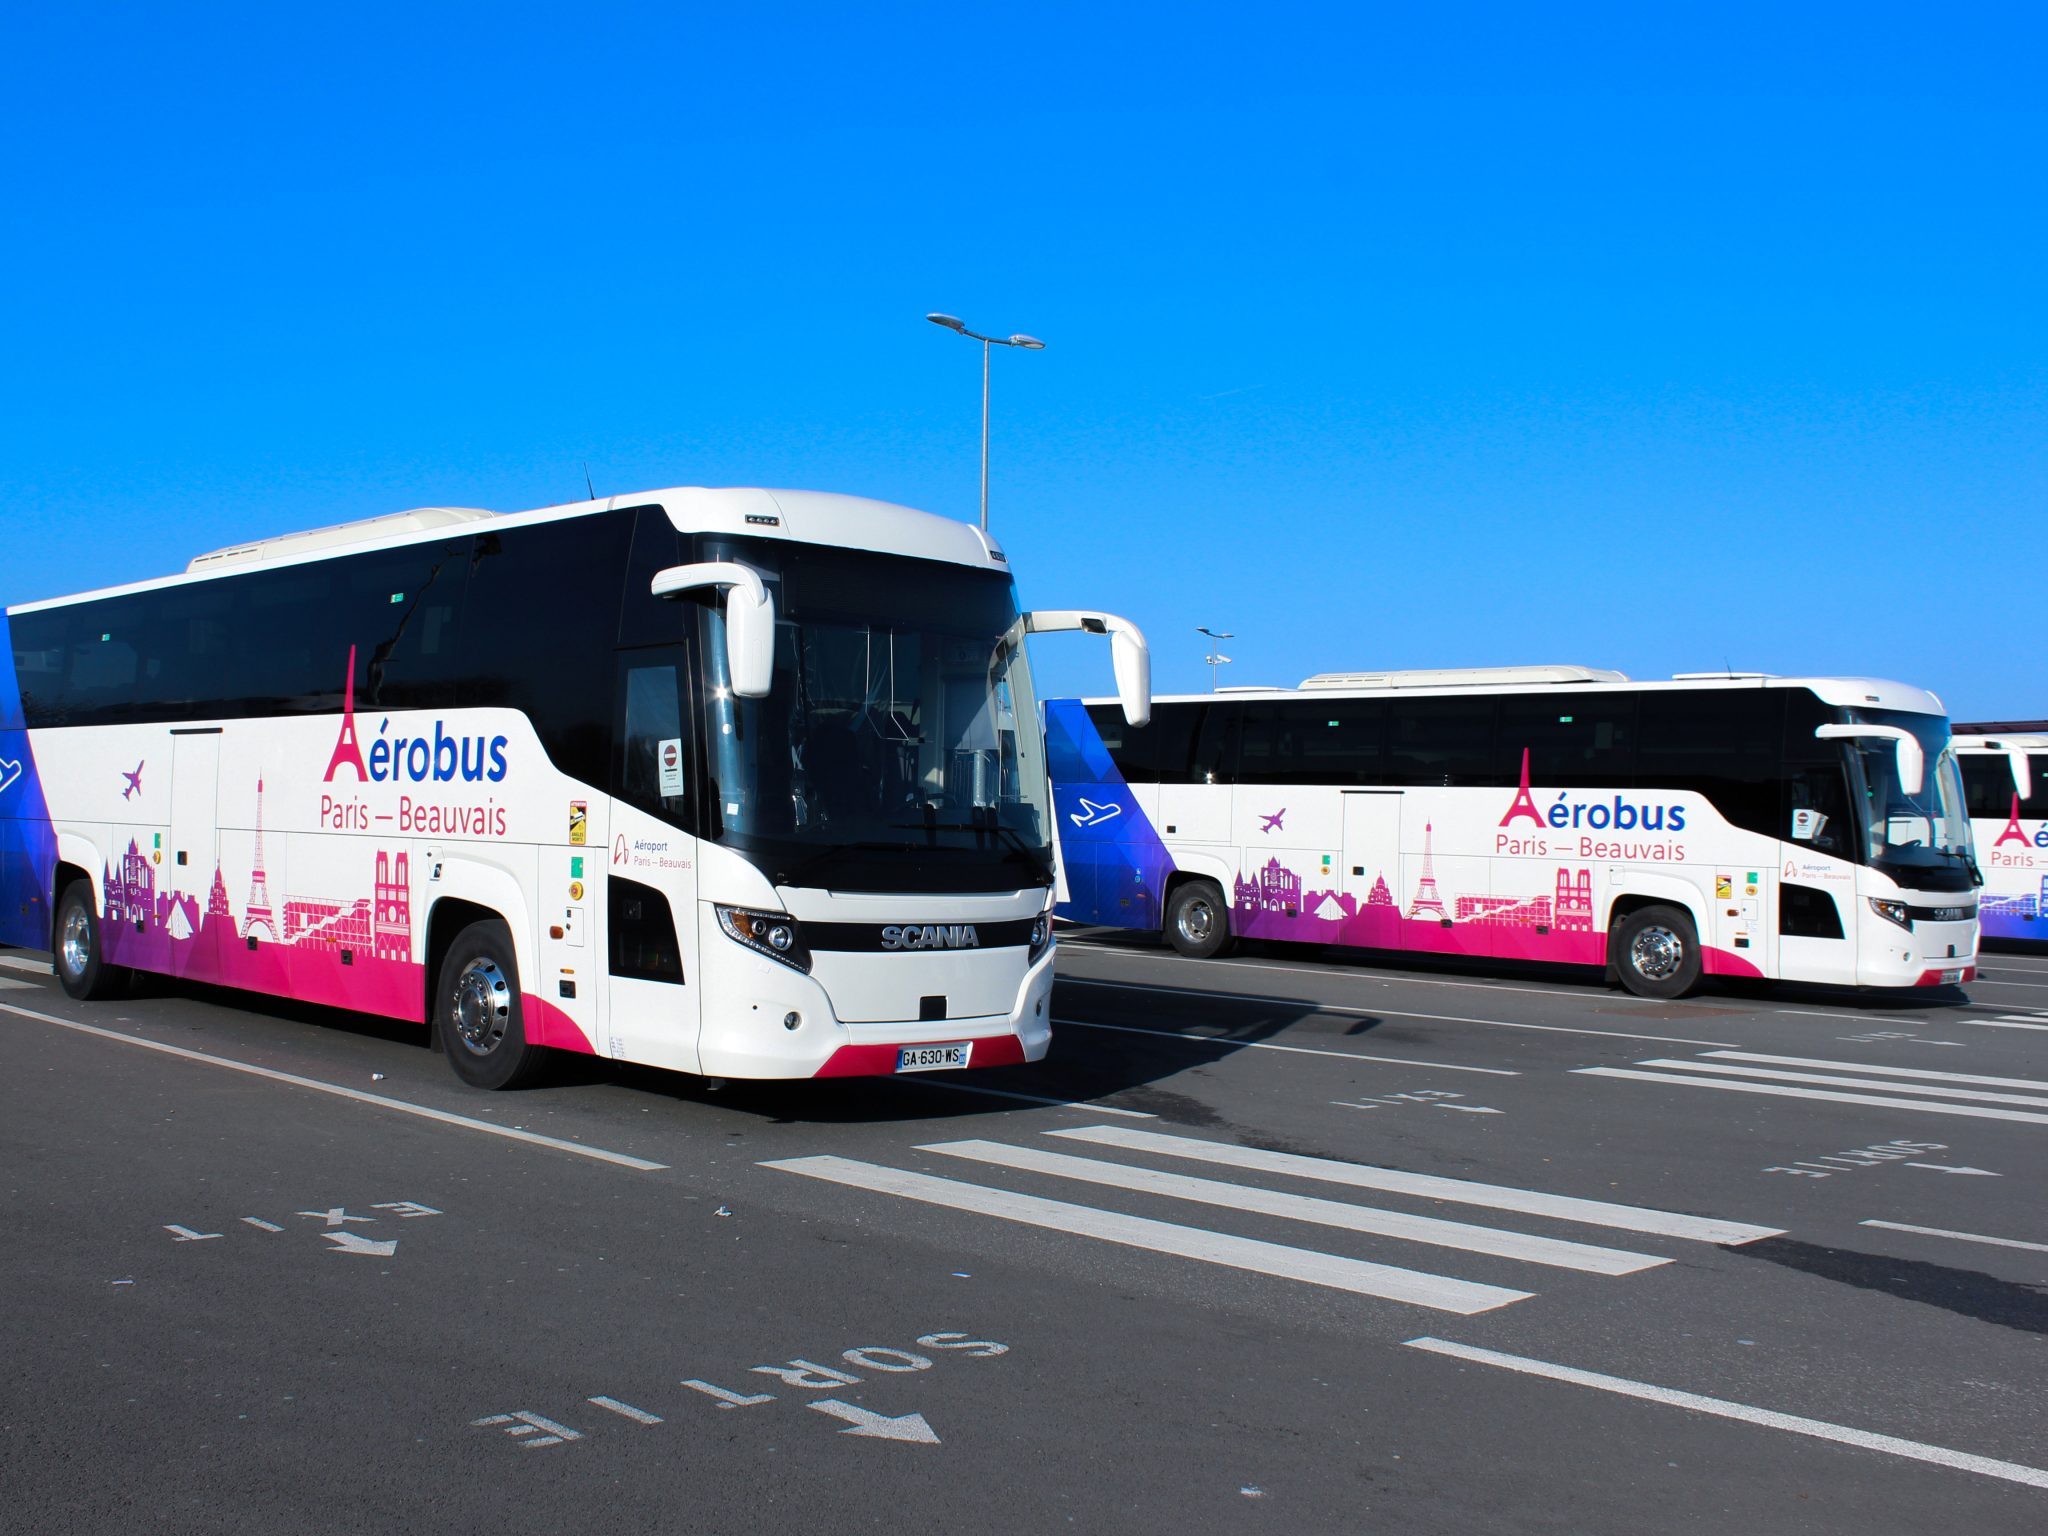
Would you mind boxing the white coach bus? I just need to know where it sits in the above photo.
[0,487,1148,1087]
[1953,722,2048,946]
[1046,666,1979,998]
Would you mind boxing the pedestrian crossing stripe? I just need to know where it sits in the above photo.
[1575,1048,2048,1127]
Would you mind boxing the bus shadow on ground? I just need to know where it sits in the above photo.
[1061,926,1981,1017]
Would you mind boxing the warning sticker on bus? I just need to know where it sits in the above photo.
[569,801,587,845]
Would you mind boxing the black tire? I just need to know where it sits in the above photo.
[436,920,547,1090]
[1164,880,1233,959]
[1611,903,1703,1000]
[53,879,130,1001]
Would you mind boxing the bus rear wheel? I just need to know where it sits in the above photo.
[438,920,547,1090]
[53,879,130,1002]
[1612,904,1702,1000]
[1165,880,1233,959]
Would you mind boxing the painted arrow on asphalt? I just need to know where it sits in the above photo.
[1903,1163,2000,1177]
[322,1231,400,1256]
[808,1399,940,1443]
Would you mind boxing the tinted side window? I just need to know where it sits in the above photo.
[1388,695,1502,787]
[1082,700,1204,785]
[1638,688,1785,837]
[1498,692,1637,788]
[1236,702,1296,785]
[1960,753,2048,819]
[615,650,692,827]
[1283,698,1384,785]
[458,513,632,787]
[1781,882,1846,939]
[609,876,684,983]
[1189,700,1241,784]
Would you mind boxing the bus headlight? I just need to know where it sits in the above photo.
[1029,909,1053,961]
[1868,898,1912,930]
[716,905,811,972]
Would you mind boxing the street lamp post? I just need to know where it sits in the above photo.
[926,313,1044,531]
[1197,627,1234,692]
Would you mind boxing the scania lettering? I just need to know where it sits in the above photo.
[0,487,1149,1087]
[1954,722,2048,947]
[1048,665,1979,997]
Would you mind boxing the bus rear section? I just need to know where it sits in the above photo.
[1955,724,2048,947]
[1047,668,1980,997]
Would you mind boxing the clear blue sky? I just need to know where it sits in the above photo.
[4,4,2042,720]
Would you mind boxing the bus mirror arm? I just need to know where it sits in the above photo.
[1024,610,1152,727]
[1814,723,1924,796]
[650,562,776,698]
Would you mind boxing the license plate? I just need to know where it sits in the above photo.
[897,1042,972,1073]
[1941,968,1964,985]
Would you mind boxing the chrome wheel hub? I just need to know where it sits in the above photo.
[60,906,91,978]
[1630,925,1685,982]
[1178,898,1215,945]
[451,956,513,1056]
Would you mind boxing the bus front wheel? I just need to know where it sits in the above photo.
[53,880,130,1002]
[1165,880,1233,960]
[438,920,547,1090]
[1611,904,1702,1000]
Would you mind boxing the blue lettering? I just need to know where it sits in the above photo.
[2034,826,2047,849]
[1613,798,1637,831]
[1668,805,1686,831]
[369,738,390,781]
[1571,803,1586,828]
[1641,805,1665,831]
[460,737,487,782]
[406,738,430,781]
[1587,804,1610,829]
[433,722,458,782]
[1547,798,1569,828]
[487,737,509,782]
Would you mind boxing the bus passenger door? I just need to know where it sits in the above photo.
[1341,792,1402,916]
[605,648,702,1073]
[168,730,221,975]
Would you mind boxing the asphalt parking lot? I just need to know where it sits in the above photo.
[3,935,2044,1534]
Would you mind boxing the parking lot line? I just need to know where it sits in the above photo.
[1404,1337,2048,1491]
[0,999,668,1171]
[1859,1220,2048,1255]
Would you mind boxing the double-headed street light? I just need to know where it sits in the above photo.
[926,313,1044,531]
[1198,627,1234,692]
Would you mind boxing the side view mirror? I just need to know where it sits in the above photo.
[650,561,776,698]
[1024,609,1151,726]
[1815,723,1924,796]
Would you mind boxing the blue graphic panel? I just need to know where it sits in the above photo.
[0,611,57,948]
[1044,699,1174,930]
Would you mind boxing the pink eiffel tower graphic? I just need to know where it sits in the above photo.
[1406,821,1450,922]
[324,644,368,782]
[1500,747,1543,827]
[244,776,277,942]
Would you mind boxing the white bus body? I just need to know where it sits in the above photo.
[1954,724,2048,946]
[0,487,1147,1087]
[1047,667,1979,997]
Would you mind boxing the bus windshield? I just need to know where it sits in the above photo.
[1843,708,1973,880]
[700,538,1052,889]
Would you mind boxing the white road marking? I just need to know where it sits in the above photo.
[1900,1163,2000,1176]
[763,1154,1531,1312]
[808,1399,941,1443]
[1973,1019,2048,1032]
[0,976,38,991]
[1861,1219,2048,1254]
[1575,1068,2048,1126]
[919,1138,1666,1275]
[1048,1125,1780,1245]
[1404,1337,2048,1491]
[898,1075,1156,1117]
[1702,1050,2048,1092]
[1057,976,1733,1047]
[0,955,49,975]
[1970,977,2048,988]
[239,1217,284,1232]
[0,1000,668,1171]
[164,1225,220,1241]
[588,1396,665,1424]
[1054,1016,1518,1075]
[1777,1009,1931,1024]
[1632,1058,2048,1109]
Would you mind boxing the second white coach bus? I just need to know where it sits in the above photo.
[1047,666,1980,997]
[1954,722,2048,947]
[0,486,1148,1087]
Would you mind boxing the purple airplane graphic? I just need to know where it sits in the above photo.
[121,762,145,800]
[1259,808,1286,834]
